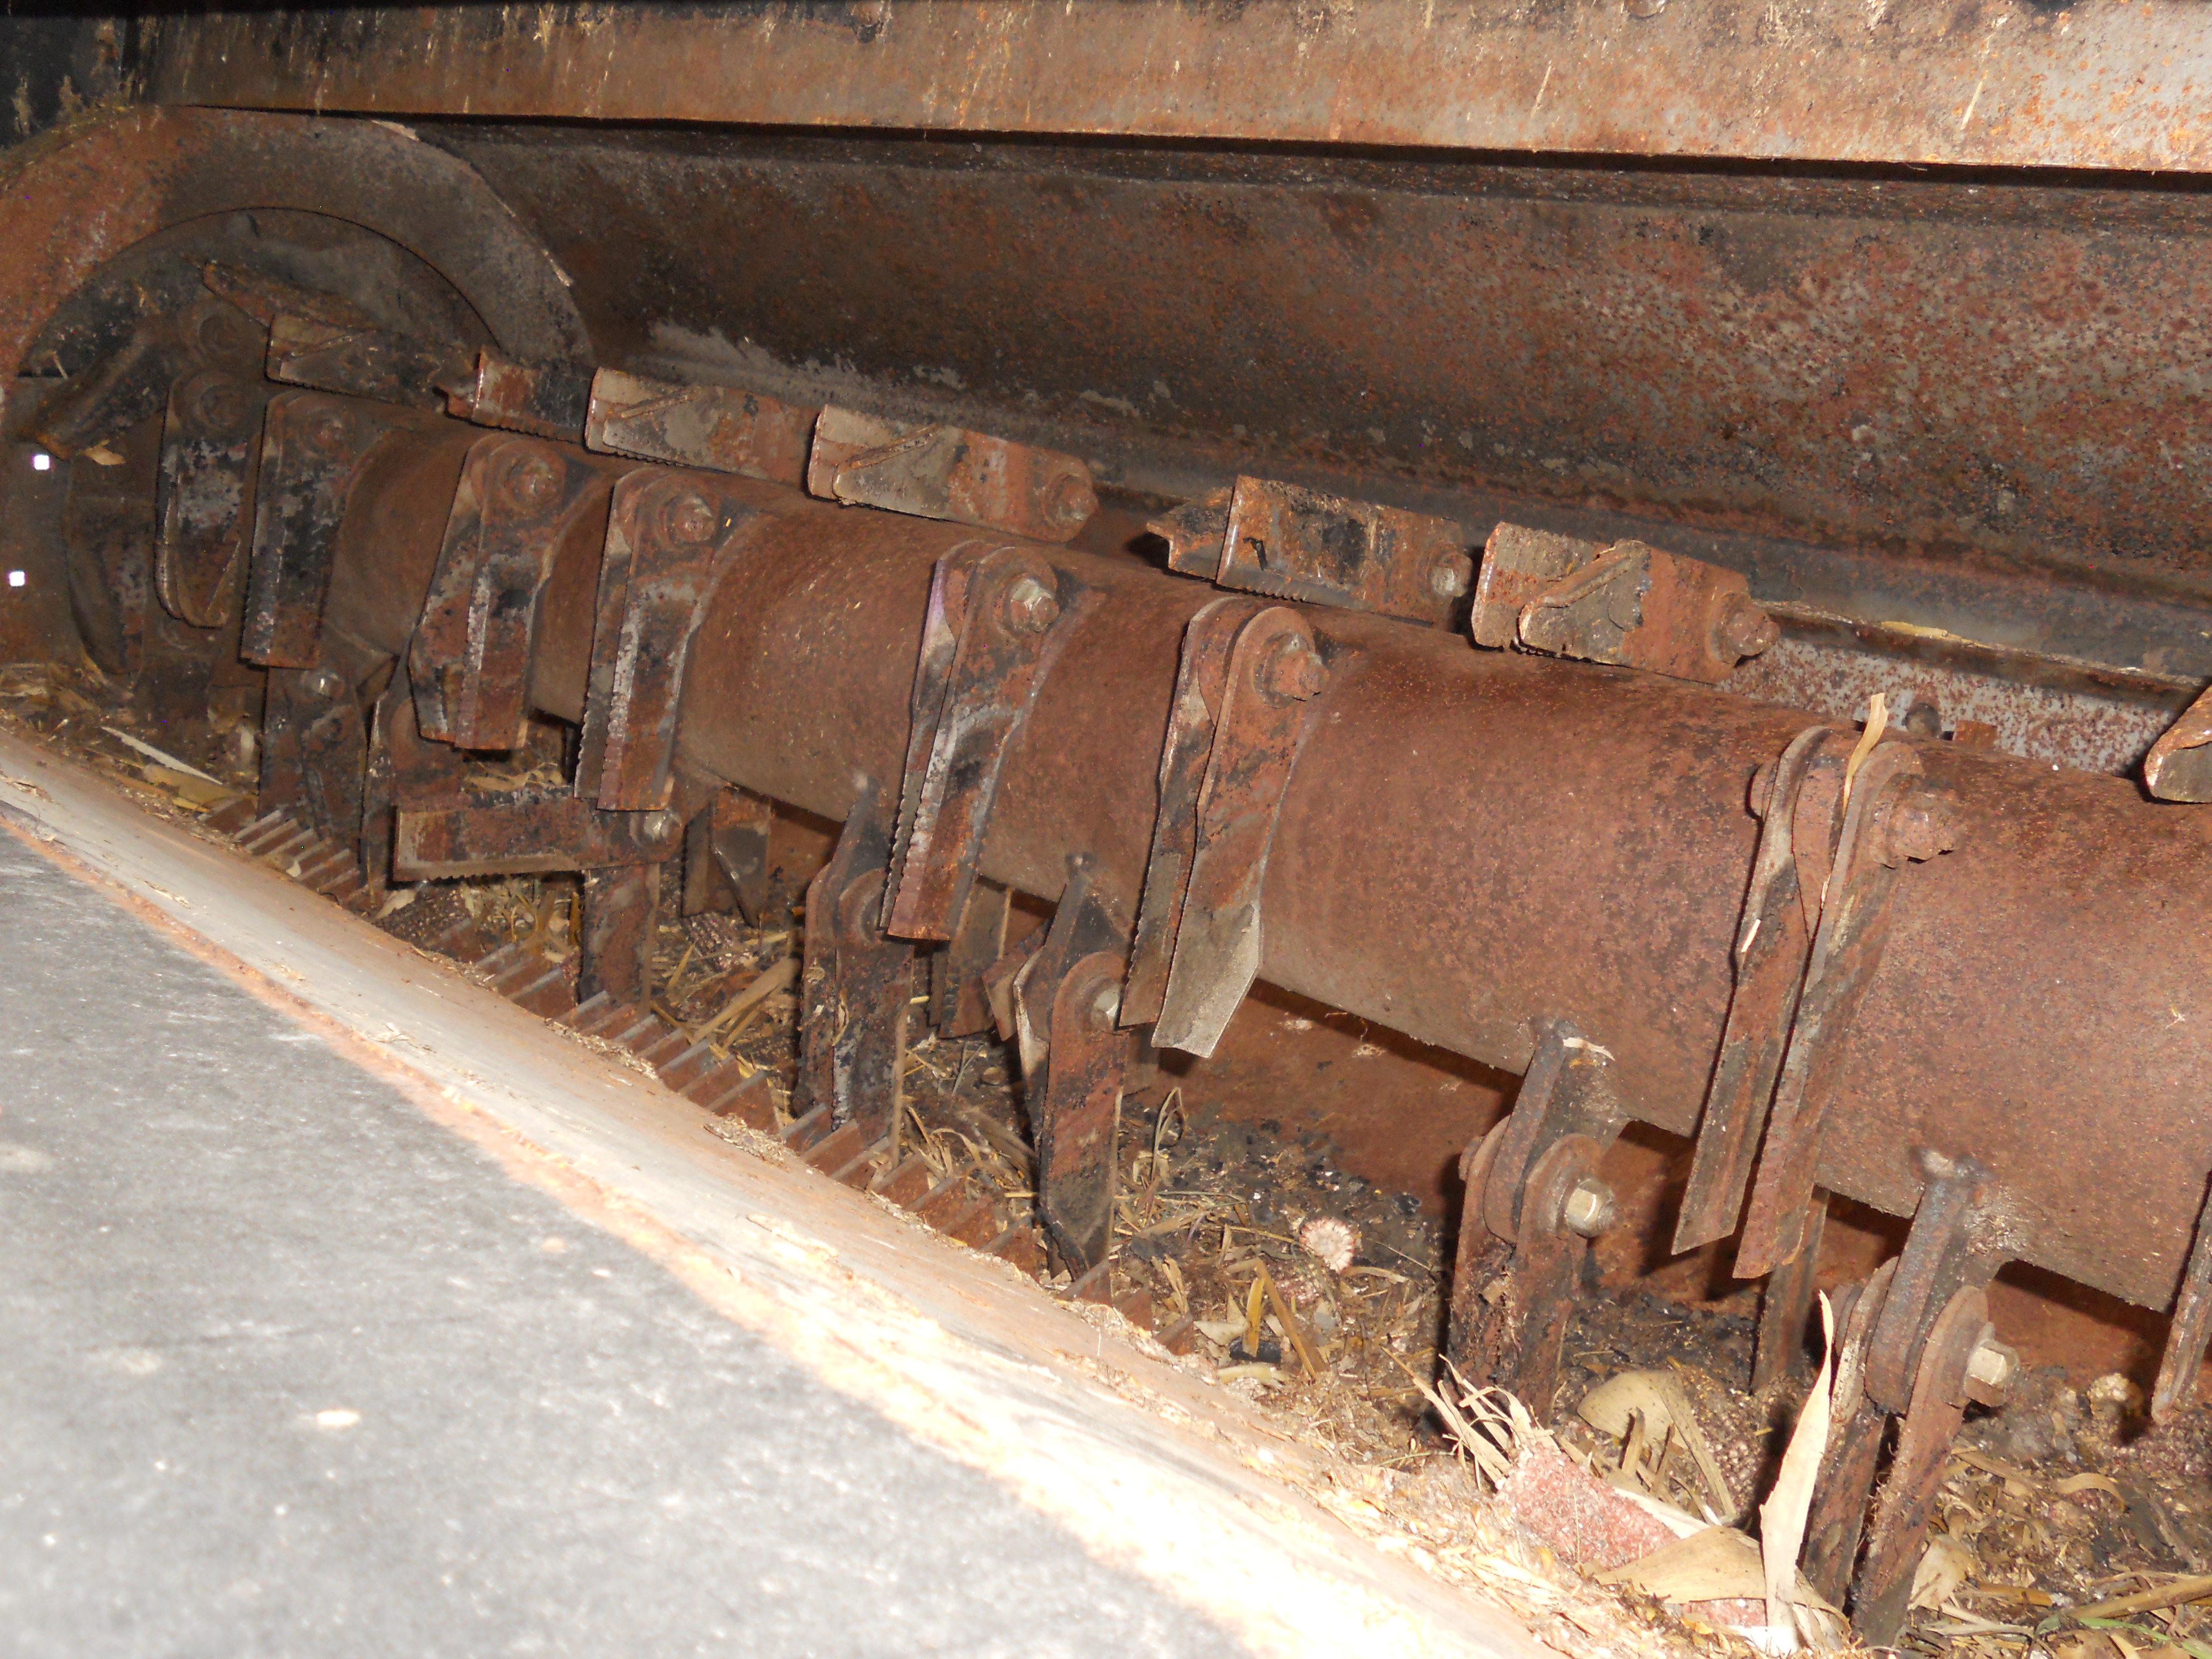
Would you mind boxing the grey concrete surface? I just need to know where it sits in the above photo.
[0,836,1247,1659]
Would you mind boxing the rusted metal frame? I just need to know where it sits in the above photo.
[883,543,1095,943]
[1449,1019,1626,1416]
[265,313,475,410]
[927,878,1009,1037]
[243,392,427,666]
[1011,856,1136,1275]
[461,349,596,441]
[807,406,1098,545]
[392,793,684,878]
[1150,605,1342,1058]
[1211,476,1472,628]
[1674,726,1846,1252]
[794,787,914,1140]
[1853,1284,1995,1645]
[2154,1170,2212,1421]
[585,368,812,487]
[153,1,2212,176]
[408,434,618,750]
[1146,490,1232,579]
[1736,743,1953,1279]
[577,470,764,811]
[1121,594,1268,1027]
[682,785,775,924]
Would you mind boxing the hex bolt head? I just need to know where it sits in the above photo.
[1044,470,1098,534]
[1000,574,1061,635]
[1885,790,1963,862]
[1966,1337,2019,1395]
[641,809,681,841]
[1716,593,1780,659]
[301,667,347,701]
[194,305,262,363]
[1428,551,1476,601]
[1088,981,1121,1031]
[190,375,252,437]
[304,409,353,458]
[664,491,718,545]
[502,452,561,513]
[1259,634,1326,704]
[1562,1177,1617,1239]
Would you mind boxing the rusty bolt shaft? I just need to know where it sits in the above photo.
[1885,789,1963,862]
[1000,573,1061,635]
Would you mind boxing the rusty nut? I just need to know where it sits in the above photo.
[301,666,347,701]
[303,408,354,458]
[1715,593,1780,659]
[1043,470,1098,536]
[1088,981,1121,1031]
[1562,1177,1616,1239]
[1884,789,1963,862]
[500,451,562,514]
[189,373,253,439]
[1000,573,1061,635]
[1259,634,1326,704]
[1966,1337,2019,1395]
[1428,551,1476,601]
[662,490,718,545]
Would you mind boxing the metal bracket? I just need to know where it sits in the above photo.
[883,544,1094,942]
[1472,523,1778,684]
[577,471,764,811]
[1447,1018,1627,1416]
[461,350,596,440]
[1735,740,1963,1277]
[794,787,915,1139]
[1216,477,1472,625]
[1674,725,1849,1251]
[807,407,1098,544]
[1011,857,1136,1275]
[409,435,620,750]
[927,878,1010,1038]
[393,793,684,877]
[1136,603,1341,1058]
[242,392,412,666]
[1035,949,1130,1275]
[152,297,272,629]
[585,368,812,487]
[1147,477,1473,626]
[155,368,272,628]
[2147,685,2212,801]
[1793,1154,2010,1643]
[682,785,776,925]
[265,314,473,410]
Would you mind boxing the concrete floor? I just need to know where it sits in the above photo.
[0,833,1249,1657]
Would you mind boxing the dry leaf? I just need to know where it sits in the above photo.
[1577,1370,1739,1518]
[2056,1472,2125,1499]
[1760,1293,1836,1640]
[1911,1534,1975,1610]
[1599,1526,1766,1601]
